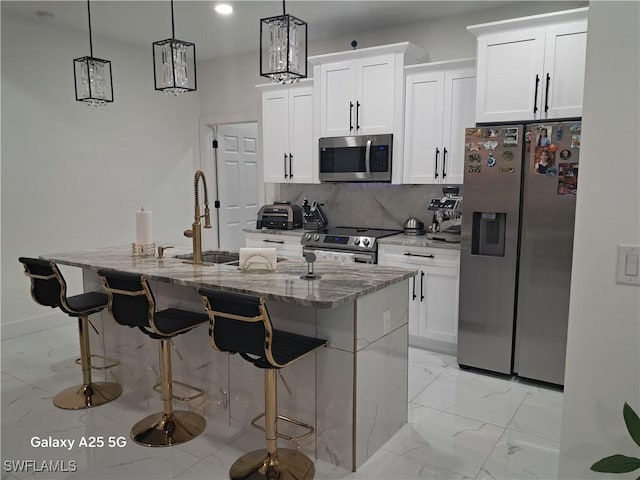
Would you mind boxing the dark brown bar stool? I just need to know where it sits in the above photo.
[98,269,208,447]
[199,287,328,480]
[18,257,122,409]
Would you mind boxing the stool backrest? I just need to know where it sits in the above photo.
[18,257,64,309]
[199,288,275,365]
[98,270,155,329]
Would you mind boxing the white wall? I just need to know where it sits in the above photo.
[558,2,640,478]
[1,13,201,329]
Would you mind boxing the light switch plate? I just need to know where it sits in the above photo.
[616,245,640,286]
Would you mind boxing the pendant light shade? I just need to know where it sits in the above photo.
[73,1,113,105]
[153,0,197,94]
[260,0,307,84]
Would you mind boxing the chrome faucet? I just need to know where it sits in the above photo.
[183,170,212,265]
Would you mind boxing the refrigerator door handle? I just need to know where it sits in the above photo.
[420,271,425,301]
[544,73,551,113]
[434,148,440,179]
[533,74,540,114]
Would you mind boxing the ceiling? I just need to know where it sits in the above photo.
[2,1,518,60]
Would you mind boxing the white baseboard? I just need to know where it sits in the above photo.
[409,335,457,356]
[1,312,74,340]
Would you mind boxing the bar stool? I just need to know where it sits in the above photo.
[199,287,328,480]
[18,257,122,410]
[98,269,208,447]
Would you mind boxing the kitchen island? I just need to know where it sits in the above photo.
[41,246,415,471]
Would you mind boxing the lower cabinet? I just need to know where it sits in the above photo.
[244,232,303,259]
[378,244,460,354]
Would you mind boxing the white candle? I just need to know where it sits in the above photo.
[136,207,153,245]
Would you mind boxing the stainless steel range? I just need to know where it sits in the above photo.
[301,227,401,264]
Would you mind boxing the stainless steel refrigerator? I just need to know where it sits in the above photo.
[457,121,581,385]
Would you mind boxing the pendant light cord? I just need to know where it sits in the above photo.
[171,0,176,39]
[282,0,286,16]
[87,0,94,57]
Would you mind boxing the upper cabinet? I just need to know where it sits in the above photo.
[469,7,588,123]
[259,82,316,184]
[403,59,475,184]
[310,42,423,184]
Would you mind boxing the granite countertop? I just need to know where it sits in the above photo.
[243,228,306,237]
[41,246,416,309]
[378,233,461,250]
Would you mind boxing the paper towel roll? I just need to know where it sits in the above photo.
[136,207,153,245]
[239,248,277,271]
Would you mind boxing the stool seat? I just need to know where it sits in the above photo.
[244,329,328,369]
[18,257,122,410]
[66,292,108,315]
[144,308,210,339]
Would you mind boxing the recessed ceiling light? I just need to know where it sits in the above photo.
[214,4,233,15]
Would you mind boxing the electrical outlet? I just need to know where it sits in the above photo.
[616,245,640,286]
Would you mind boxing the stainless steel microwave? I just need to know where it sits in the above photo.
[319,134,393,182]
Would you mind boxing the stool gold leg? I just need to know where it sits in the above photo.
[130,339,205,447]
[229,369,315,480]
[53,315,122,410]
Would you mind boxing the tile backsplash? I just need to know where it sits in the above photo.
[280,183,462,230]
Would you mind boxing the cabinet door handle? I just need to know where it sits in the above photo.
[289,153,293,179]
[412,276,417,301]
[533,74,540,114]
[403,252,435,259]
[284,153,288,179]
[420,271,425,302]
[544,73,551,113]
[434,148,440,179]
[356,101,361,130]
[349,102,354,131]
[263,239,284,244]
[442,147,448,179]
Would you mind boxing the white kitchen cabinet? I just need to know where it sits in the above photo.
[310,42,422,184]
[378,243,460,354]
[260,82,315,184]
[245,231,303,259]
[403,59,475,184]
[318,54,396,137]
[469,7,588,123]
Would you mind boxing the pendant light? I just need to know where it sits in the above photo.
[260,0,307,84]
[73,0,113,105]
[153,0,197,94]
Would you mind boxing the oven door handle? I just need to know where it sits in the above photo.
[365,139,372,177]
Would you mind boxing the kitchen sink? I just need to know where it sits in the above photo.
[174,250,240,265]
[174,250,286,266]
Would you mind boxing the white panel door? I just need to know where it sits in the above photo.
[475,28,546,122]
[402,71,444,184]
[262,91,288,182]
[217,123,260,250]
[543,21,588,119]
[320,61,356,137]
[357,54,396,134]
[442,68,476,184]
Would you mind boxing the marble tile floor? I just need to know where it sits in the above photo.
[1,322,563,480]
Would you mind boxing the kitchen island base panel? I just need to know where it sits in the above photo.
[81,268,409,471]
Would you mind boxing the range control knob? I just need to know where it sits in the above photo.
[362,238,371,247]
[304,233,312,241]
[353,238,360,246]
[313,234,321,241]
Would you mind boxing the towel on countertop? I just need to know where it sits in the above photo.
[239,248,277,271]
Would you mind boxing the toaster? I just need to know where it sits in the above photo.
[256,201,303,230]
